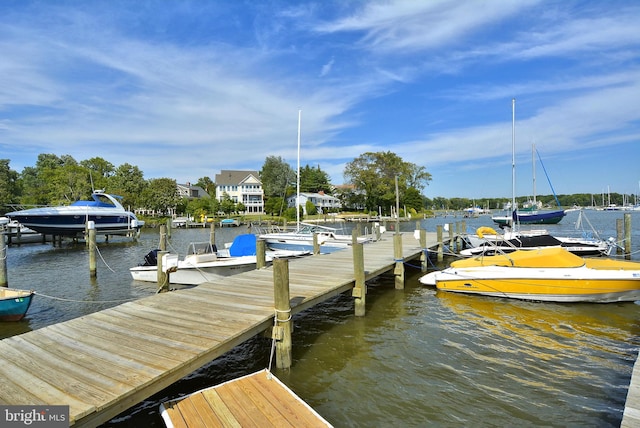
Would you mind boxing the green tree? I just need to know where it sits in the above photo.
[0,159,20,211]
[260,156,295,198]
[343,151,431,214]
[219,192,236,215]
[196,176,215,196]
[300,165,331,193]
[403,187,424,212]
[305,199,317,216]
[109,163,146,209]
[80,157,115,191]
[264,196,285,216]
[141,178,178,215]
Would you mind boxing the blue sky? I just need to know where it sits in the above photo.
[1,1,639,199]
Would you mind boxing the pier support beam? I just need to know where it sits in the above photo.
[617,219,624,256]
[160,224,167,251]
[393,233,404,289]
[352,242,366,316]
[0,231,7,287]
[273,258,292,369]
[419,229,428,272]
[88,222,97,278]
[209,222,216,247]
[624,213,632,260]
[436,225,444,262]
[256,239,266,269]
[157,250,170,293]
[313,233,320,255]
[448,223,454,254]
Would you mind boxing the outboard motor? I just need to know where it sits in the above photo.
[141,249,160,266]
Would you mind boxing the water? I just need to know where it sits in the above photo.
[2,210,640,427]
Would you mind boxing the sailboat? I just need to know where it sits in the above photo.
[256,111,369,254]
[492,99,565,226]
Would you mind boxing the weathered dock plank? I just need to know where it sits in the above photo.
[0,231,438,426]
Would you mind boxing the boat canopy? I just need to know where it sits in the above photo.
[451,247,585,269]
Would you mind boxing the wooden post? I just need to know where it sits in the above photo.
[624,213,632,260]
[436,225,444,262]
[0,231,7,287]
[256,239,266,269]
[448,223,454,254]
[209,221,216,247]
[313,233,320,255]
[616,219,623,256]
[352,228,358,245]
[461,220,467,250]
[160,224,167,251]
[157,250,170,293]
[419,229,428,272]
[353,242,366,316]
[393,233,404,289]
[273,258,292,369]
[88,221,97,278]
[166,218,172,239]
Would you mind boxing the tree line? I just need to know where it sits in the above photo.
[0,151,433,220]
[2,153,626,221]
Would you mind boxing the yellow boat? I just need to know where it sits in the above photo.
[419,247,640,303]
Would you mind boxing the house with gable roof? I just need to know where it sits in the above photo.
[214,170,264,214]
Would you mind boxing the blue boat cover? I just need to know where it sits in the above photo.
[229,234,257,257]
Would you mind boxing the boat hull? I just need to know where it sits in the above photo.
[9,213,141,236]
[433,274,640,303]
[0,289,34,321]
[420,248,640,303]
[130,256,261,285]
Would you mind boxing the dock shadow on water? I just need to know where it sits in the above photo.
[101,267,639,427]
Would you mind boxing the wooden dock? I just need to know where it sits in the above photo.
[622,357,640,426]
[160,369,332,427]
[0,231,440,427]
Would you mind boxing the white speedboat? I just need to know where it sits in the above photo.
[420,247,640,303]
[461,226,615,257]
[5,190,144,237]
[256,222,372,254]
[130,234,308,285]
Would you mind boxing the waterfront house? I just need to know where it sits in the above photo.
[214,170,264,214]
[287,191,341,214]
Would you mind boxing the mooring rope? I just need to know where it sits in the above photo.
[94,245,116,273]
[267,307,292,372]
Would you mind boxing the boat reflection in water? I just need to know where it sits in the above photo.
[432,290,638,425]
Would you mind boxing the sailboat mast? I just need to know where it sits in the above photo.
[296,109,301,231]
[532,143,536,206]
[511,98,516,218]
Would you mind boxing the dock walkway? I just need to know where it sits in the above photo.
[0,231,439,427]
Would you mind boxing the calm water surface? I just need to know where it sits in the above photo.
[2,210,640,427]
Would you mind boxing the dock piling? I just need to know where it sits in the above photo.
[625,213,632,260]
[393,233,404,289]
[419,228,428,272]
[256,239,266,269]
[273,258,292,369]
[436,225,444,262]
[0,231,7,287]
[352,242,366,316]
[157,250,170,293]
[88,222,97,278]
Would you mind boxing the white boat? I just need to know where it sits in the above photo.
[130,234,308,285]
[256,222,371,254]
[461,225,615,257]
[420,247,640,303]
[256,111,371,254]
[5,190,144,237]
